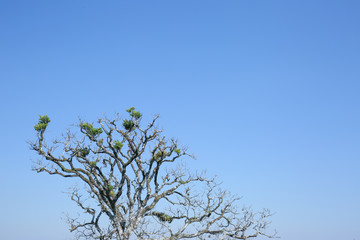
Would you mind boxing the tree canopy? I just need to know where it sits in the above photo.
[30,108,276,240]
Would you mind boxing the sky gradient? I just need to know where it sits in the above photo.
[1,1,359,240]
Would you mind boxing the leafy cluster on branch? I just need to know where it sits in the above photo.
[113,140,123,151]
[154,150,169,160]
[122,107,141,131]
[89,161,97,167]
[122,119,134,131]
[174,148,181,155]
[30,107,277,240]
[34,115,50,132]
[80,122,103,138]
[79,147,90,157]
[126,107,141,119]
[149,211,173,223]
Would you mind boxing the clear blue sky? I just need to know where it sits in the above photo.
[1,1,359,239]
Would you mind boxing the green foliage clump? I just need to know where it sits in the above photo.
[89,161,97,167]
[151,211,173,223]
[126,107,135,112]
[80,122,103,137]
[122,119,135,131]
[109,190,116,198]
[80,147,90,157]
[106,184,116,197]
[174,148,181,155]
[107,184,113,192]
[34,123,47,131]
[126,107,142,119]
[122,107,141,131]
[154,150,168,160]
[34,115,50,132]
[113,140,123,151]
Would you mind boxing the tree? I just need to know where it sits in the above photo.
[30,108,276,240]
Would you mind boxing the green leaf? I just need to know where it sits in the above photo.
[39,115,50,124]
[113,140,123,151]
[122,119,135,130]
[80,147,90,157]
[80,122,103,137]
[110,190,115,197]
[154,150,169,160]
[89,161,97,167]
[34,115,50,132]
[174,148,181,155]
[34,123,47,131]
[126,107,135,113]
[126,107,142,119]
[151,211,173,223]
[131,111,142,119]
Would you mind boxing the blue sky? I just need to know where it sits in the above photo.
[1,1,359,239]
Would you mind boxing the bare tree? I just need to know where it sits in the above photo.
[30,108,276,240]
